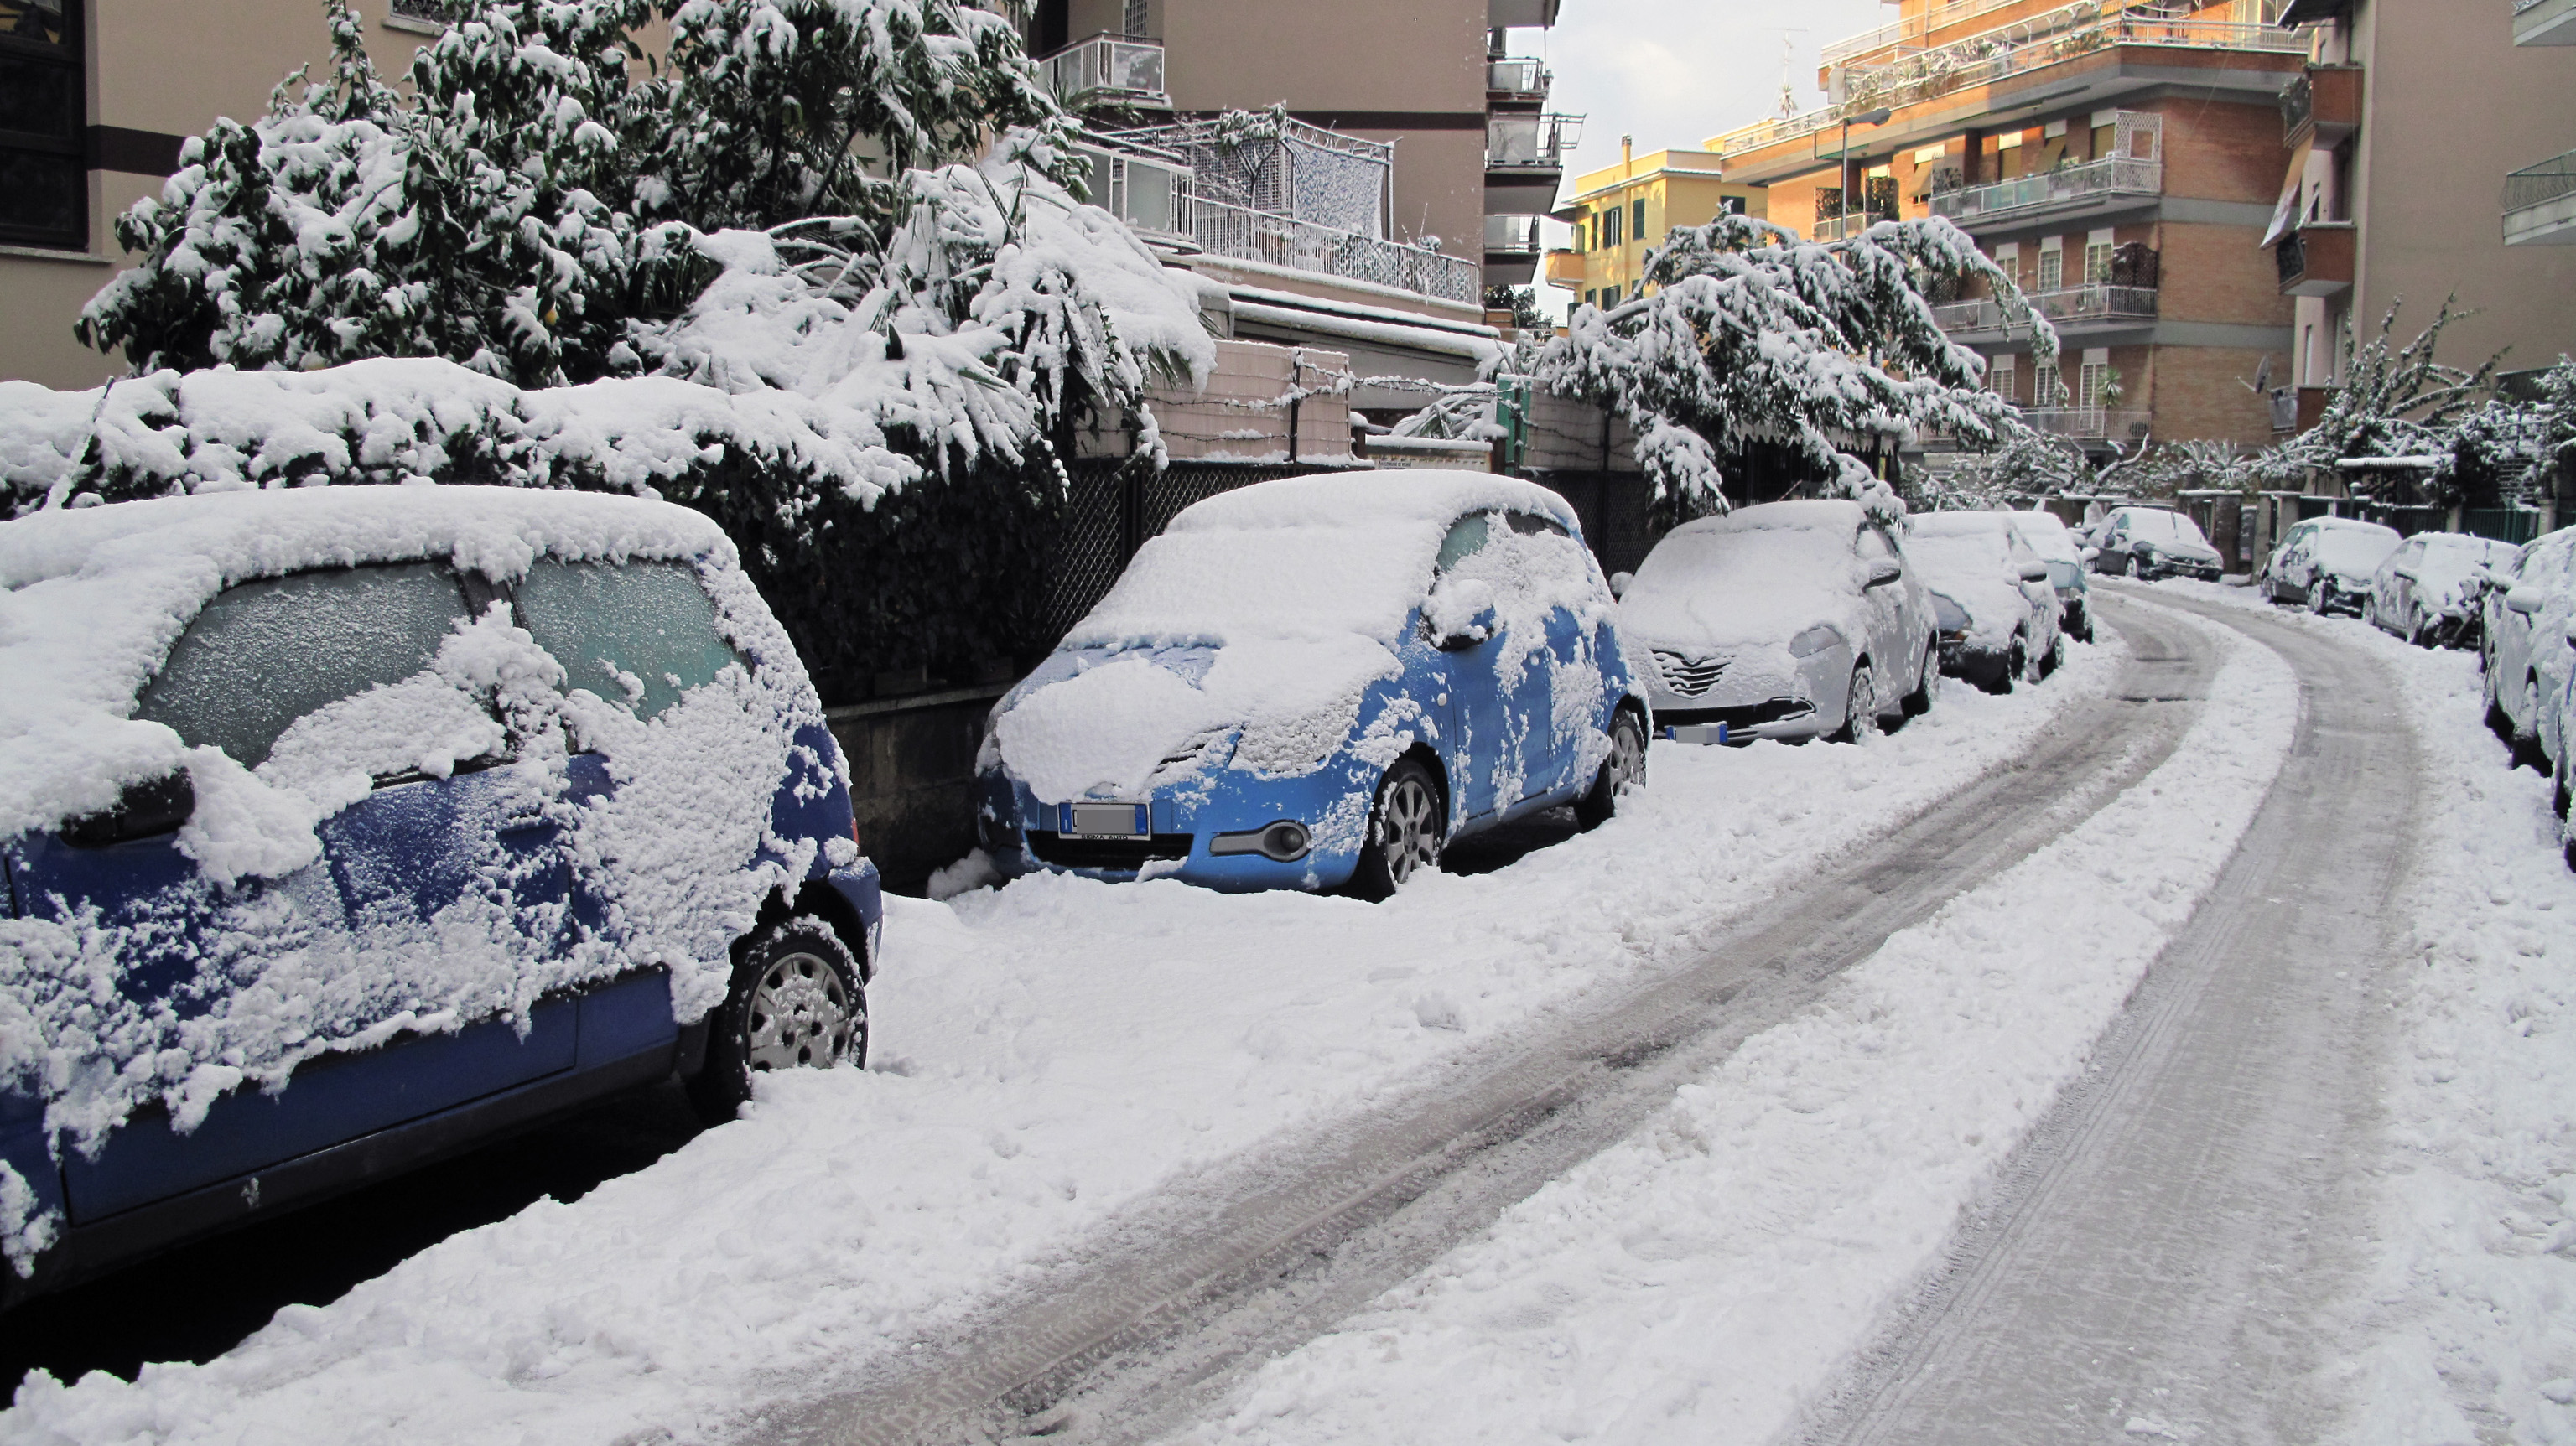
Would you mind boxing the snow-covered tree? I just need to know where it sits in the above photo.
[2251,299,2498,501]
[1534,214,2055,518]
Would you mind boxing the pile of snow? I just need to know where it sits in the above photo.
[0,487,834,1184]
[0,603,2121,1443]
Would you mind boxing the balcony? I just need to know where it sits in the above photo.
[1930,154,2165,231]
[1190,197,1480,304]
[2023,407,2153,442]
[1487,58,1551,101]
[1542,247,1586,288]
[1934,282,2158,337]
[2270,385,2332,434]
[1820,0,2028,66]
[1037,34,1169,113]
[1485,214,1543,257]
[2516,0,2576,45]
[2275,221,2355,295]
[1073,143,1195,246]
[1488,113,1582,172]
[2504,149,2576,246]
[2280,65,2363,149]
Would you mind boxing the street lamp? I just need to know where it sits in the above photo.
[1836,106,1893,241]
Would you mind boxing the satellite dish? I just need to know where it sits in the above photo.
[2244,355,2275,395]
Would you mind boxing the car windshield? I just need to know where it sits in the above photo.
[1067,521,1449,648]
[1629,526,1857,600]
[2314,527,2399,573]
[515,559,744,721]
[2122,511,2206,547]
[2418,535,2514,575]
[2006,516,2082,564]
[1909,532,2013,583]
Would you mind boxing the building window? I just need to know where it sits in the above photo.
[1631,197,1647,245]
[2036,245,2064,293]
[1720,194,1747,218]
[1990,357,2018,403]
[1122,0,1150,37]
[2032,362,2065,407]
[2084,241,2112,284]
[1,0,87,251]
[2078,360,2111,409]
[1602,204,1623,248]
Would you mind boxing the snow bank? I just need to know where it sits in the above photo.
[0,600,2121,1443]
[1178,600,2300,1446]
[0,486,828,1164]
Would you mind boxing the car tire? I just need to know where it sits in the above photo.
[2485,650,2518,745]
[1350,759,1445,899]
[2306,581,2329,615]
[1575,709,1646,831]
[2518,676,2549,771]
[2044,630,2066,677]
[688,915,866,1126]
[2558,754,2576,874]
[1901,639,1940,717]
[1837,663,1883,743]
[2126,554,2147,580]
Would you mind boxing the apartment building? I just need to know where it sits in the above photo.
[1697,0,2307,466]
[1544,139,1767,312]
[2269,0,2576,439]
[0,0,478,389]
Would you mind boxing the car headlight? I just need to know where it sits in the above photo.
[1929,593,1971,640]
[1790,625,1845,658]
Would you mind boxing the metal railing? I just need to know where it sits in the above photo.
[2023,407,2153,440]
[2279,70,2316,135]
[2505,150,2576,215]
[2270,388,2300,432]
[1820,0,2028,65]
[1930,155,2163,224]
[1717,5,2303,157]
[1192,197,1480,304]
[1487,58,1550,97]
[1038,34,1168,110]
[1813,214,1896,240]
[1488,113,1583,169]
[1484,214,1543,255]
[2275,229,2309,285]
[1934,283,2158,332]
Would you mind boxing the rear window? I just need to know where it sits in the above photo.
[136,563,471,770]
[514,560,743,721]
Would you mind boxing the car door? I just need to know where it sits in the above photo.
[2387,538,2426,629]
[22,563,583,1224]
[1498,510,1602,803]
[2006,532,2056,651]
[2528,542,2576,760]
[1853,524,1913,698]
[1427,511,1517,823]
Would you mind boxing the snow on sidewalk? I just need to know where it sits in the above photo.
[2,640,2122,1442]
[2163,582,2576,1445]
[1166,599,2298,1446]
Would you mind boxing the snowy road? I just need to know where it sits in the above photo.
[751,595,2239,1446]
[1805,585,2416,1444]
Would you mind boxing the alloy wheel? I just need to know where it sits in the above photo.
[1377,773,1441,887]
[1844,665,1882,741]
[745,951,857,1071]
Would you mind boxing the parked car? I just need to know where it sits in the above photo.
[0,487,880,1309]
[1617,499,1940,745]
[2260,516,2402,614]
[2004,509,2096,642]
[2090,506,2225,582]
[2482,526,2576,770]
[976,472,1648,898]
[2367,531,2519,647]
[1909,513,2065,692]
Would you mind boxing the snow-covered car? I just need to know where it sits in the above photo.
[2090,506,2225,582]
[0,488,880,1308]
[2368,531,2519,647]
[2261,516,2402,615]
[2483,526,2576,770]
[975,472,1648,898]
[1909,513,2064,692]
[2004,508,2095,642]
[1617,500,1940,745]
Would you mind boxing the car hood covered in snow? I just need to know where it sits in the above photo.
[991,470,1596,801]
[1617,501,1872,657]
[2313,523,2402,581]
[1907,530,2028,647]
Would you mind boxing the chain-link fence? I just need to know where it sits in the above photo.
[1039,459,1316,639]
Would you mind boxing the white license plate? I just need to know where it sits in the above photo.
[1065,802,1149,838]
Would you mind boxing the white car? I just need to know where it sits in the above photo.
[1909,512,2065,692]
[2004,509,2096,642]
[2366,531,2517,648]
[2483,526,2576,771]
[1617,500,1940,744]
[2262,516,2402,615]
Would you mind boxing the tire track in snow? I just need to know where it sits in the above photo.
[741,604,2227,1446]
[1803,585,2416,1446]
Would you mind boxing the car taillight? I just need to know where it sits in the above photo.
[850,815,864,858]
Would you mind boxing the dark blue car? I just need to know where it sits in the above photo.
[0,488,880,1307]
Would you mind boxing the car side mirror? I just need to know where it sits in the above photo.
[1864,559,1904,588]
[1426,578,1502,650]
[2018,561,2051,583]
[1607,571,1633,600]
[2507,586,2546,616]
[60,769,195,848]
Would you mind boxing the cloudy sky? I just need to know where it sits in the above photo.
[1517,0,1888,314]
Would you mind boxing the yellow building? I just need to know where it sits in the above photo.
[1545,141,1766,310]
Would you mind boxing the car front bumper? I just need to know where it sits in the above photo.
[1642,644,1845,744]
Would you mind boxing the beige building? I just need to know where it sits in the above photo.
[2270,0,2576,433]
[1545,141,1767,311]
[0,0,477,390]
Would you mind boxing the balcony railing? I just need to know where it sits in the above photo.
[2276,221,2355,294]
[1485,214,1543,256]
[1934,282,2158,333]
[1191,197,1479,304]
[1488,113,1583,169]
[1820,0,2028,66]
[1038,34,1168,111]
[1813,214,1896,241]
[2505,150,2576,214]
[1487,58,1550,99]
[2023,407,2153,441]
[1716,4,2303,158]
[1930,155,2164,225]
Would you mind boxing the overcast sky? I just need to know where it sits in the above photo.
[1517,0,1888,315]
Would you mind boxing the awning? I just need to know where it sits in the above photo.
[2260,148,2309,248]
[2277,0,2348,25]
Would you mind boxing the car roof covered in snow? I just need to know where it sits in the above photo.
[1668,499,1867,541]
[1910,511,2017,538]
[1162,469,1578,536]
[0,485,740,839]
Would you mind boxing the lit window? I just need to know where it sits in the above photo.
[0,0,86,250]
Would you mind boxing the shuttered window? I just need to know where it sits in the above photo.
[0,0,86,250]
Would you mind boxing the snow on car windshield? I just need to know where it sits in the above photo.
[1905,532,2024,644]
[1619,512,1862,651]
[2005,513,2083,565]
[2314,525,2402,573]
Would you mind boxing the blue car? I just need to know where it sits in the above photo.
[975,472,1649,895]
[0,487,880,1308]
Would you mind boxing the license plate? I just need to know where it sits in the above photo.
[1064,802,1148,838]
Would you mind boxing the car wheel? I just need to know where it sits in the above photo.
[2307,581,2329,615]
[1837,663,1883,743]
[688,915,866,1125]
[1901,639,1940,717]
[1575,709,1647,830]
[1350,759,1445,899]
[2485,650,2518,744]
[2126,554,2146,580]
[2519,675,2549,770]
[2364,596,2381,630]
[2044,630,2067,677]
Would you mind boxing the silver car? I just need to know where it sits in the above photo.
[1910,512,2065,692]
[1616,500,1940,744]
[2004,509,2095,643]
[2367,531,2517,648]
[2484,526,2576,771]
[2262,516,2401,615]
